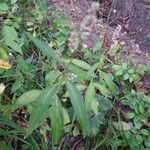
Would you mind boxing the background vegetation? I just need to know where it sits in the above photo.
[0,0,150,149]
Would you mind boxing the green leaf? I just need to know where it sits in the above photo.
[122,62,128,70]
[0,47,8,61]
[87,112,105,136]
[63,84,86,97]
[115,69,123,76]
[45,70,60,85]
[26,84,59,136]
[85,80,98,114]
[11,75,24,93]
[71,59,91,70]
[128,69,134,74]
[16,55,30,73]
[100,71,118,95]
[94,83,109,97]
[112,65,120,71]
[85,62,100,80]
[62,108,70,125]
[25,32,57,60]
[0,103,27,111]
[124,73,129,80]
[16,90,42,105]
[68,63,87,80]
[96,95,113,112]
[93,41,102,52]
[0,3,8,12]
[139,105,144,114]
[3,26,23,54]
[50,96,63,144]
[66,80,88,135]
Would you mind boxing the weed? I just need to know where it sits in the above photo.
[0,1,150,149]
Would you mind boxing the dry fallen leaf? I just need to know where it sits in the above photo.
[113,121,132,131]
[0,59,11,69]
[0,83,5,94]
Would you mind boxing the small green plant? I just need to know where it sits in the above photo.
[0,1,150,149]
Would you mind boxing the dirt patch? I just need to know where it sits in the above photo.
[101,0,150,54]
[49,0,150,53]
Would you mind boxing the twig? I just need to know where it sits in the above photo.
[57,134,69,150]
[71,137,83,150]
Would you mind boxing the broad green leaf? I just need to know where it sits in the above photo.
[3,26,23,54]
[66,80,88,135]
[50,96,63,144]
[45,70,60,85]
[96,95,113,112]
[68,63,87,80]
[85,80,98,114]
[63,84,86,97]
[94,83,109,97]
[16,90,42,105]
[71,59,91,70]
[100,71,118,95]
[25,32,57,60]
[26,84,58,136]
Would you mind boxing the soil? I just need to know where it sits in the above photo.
[105,0,150,54]
[49,0,150,54]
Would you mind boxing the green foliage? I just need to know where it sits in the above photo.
[3,26,23,54]
[66,80,89,136]
[0,1,150,149]
[49,96,64,144]
[26,84,59,136]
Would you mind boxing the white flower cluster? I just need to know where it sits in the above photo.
[67,73,77,81]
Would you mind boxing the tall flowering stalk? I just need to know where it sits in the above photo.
[80,2,100,48]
